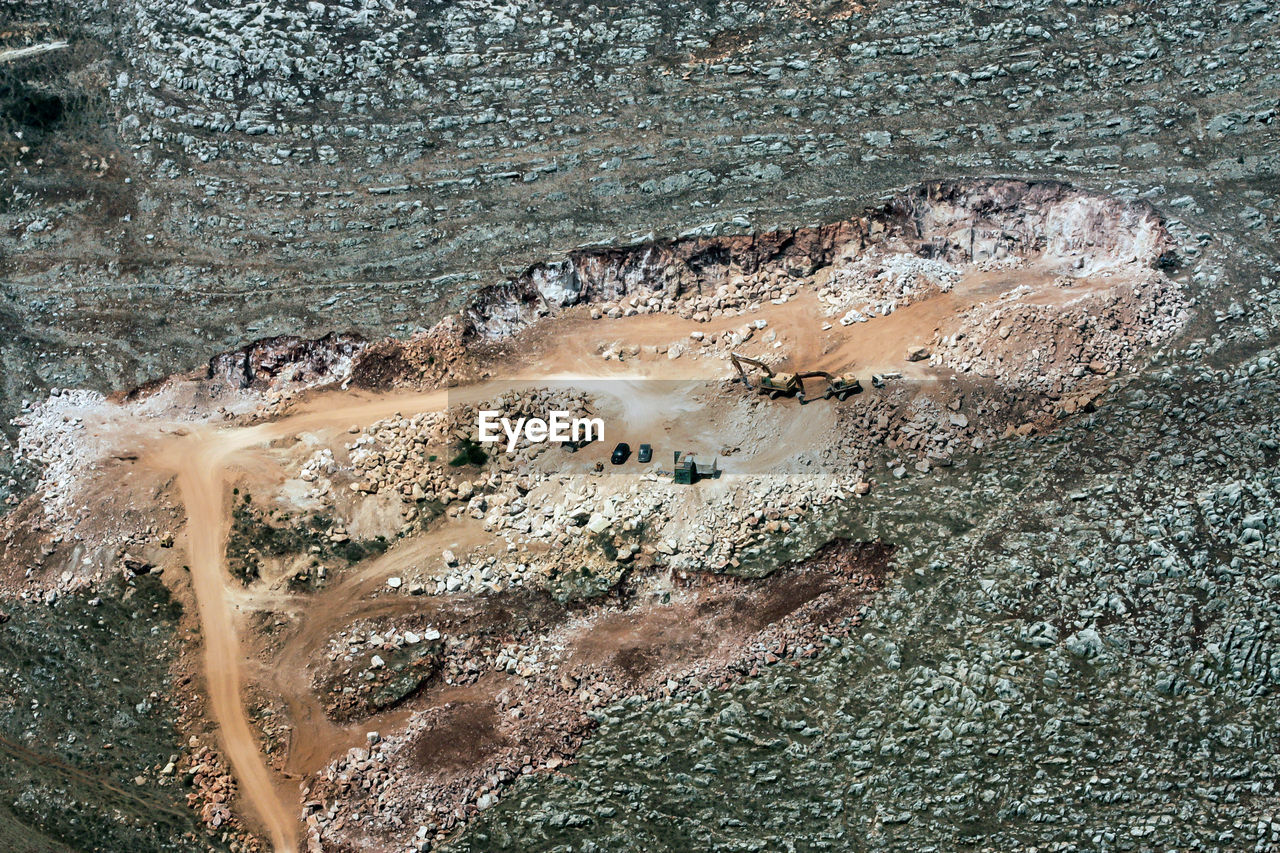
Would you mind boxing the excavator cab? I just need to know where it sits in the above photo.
[827,375,863,400]
[759,371,800,396]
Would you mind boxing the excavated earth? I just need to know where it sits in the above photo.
[0,177,1202,852]
[3,2,1280,852]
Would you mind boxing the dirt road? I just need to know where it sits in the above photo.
[158,391,450,851]
[144,265,1063,849]
[174,444,300,852]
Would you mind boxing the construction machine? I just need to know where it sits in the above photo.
[796,371,862,403]
[671,451,719,484]
[730,353,800,398]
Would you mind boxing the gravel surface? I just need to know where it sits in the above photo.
[450,293,1280,851]
[1,0,1279,851]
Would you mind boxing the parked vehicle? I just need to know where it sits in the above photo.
[637,443,653,463]
[610,442,631,464]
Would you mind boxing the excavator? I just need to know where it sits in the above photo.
[795,371,862,403]
[730,353,801,398]
[730,353,861,402]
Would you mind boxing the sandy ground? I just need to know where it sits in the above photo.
[41,257,1146,851]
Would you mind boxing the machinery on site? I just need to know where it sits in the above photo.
[795,371,862,402]
[730,353,800,398]
[670,450,719,484]
[730,353,861,403]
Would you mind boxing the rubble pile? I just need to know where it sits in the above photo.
[339,388,596,505]
[580,271,805,324]
[928,269,1188,393]
[343,411,448,502]
[183,743,240,833]
[11,389,108,524]
[819,250,962,322]
[316,623,445,722]
[303,540,891,852]
[350,318,473,391]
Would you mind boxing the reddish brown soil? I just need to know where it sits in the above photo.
[411,702,507,774]
[307,540,892,847]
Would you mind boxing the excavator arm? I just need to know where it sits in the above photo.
[730,353,775,390]
[795,371,834,403]
[729,352,804,398]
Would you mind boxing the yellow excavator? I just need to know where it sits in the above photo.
[795,370,862,402]
[730,353,862,402]
[730,353,800,398]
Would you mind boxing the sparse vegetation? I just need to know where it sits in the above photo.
[0,576,230,852]
[449,438,488,467]
[225,501,388,585]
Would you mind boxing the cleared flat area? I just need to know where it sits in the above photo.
[120,257,1130,849]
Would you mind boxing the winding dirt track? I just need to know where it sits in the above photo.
[160,392,449,852]
[145,268,1051,850]
[175,448,297,852]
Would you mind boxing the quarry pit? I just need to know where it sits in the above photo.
[0,180,1190,852]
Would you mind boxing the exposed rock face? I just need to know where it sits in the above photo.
[207,332,365,390]
[456,179,1173,342]
[461,223,851,339]
[898,180,1176,273]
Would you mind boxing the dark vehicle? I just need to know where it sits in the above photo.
[637,443,653,463]
[611,442,631,464]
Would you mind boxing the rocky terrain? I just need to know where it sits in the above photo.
[1,0,1279,852]
[451,286,1280,853]
[0,173,1219,851]
[3,0,1278,498]
[302,541,890,851]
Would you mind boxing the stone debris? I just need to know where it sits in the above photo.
[304,541,890,851]
[12,390,108,528]
[2,1,1280,851]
